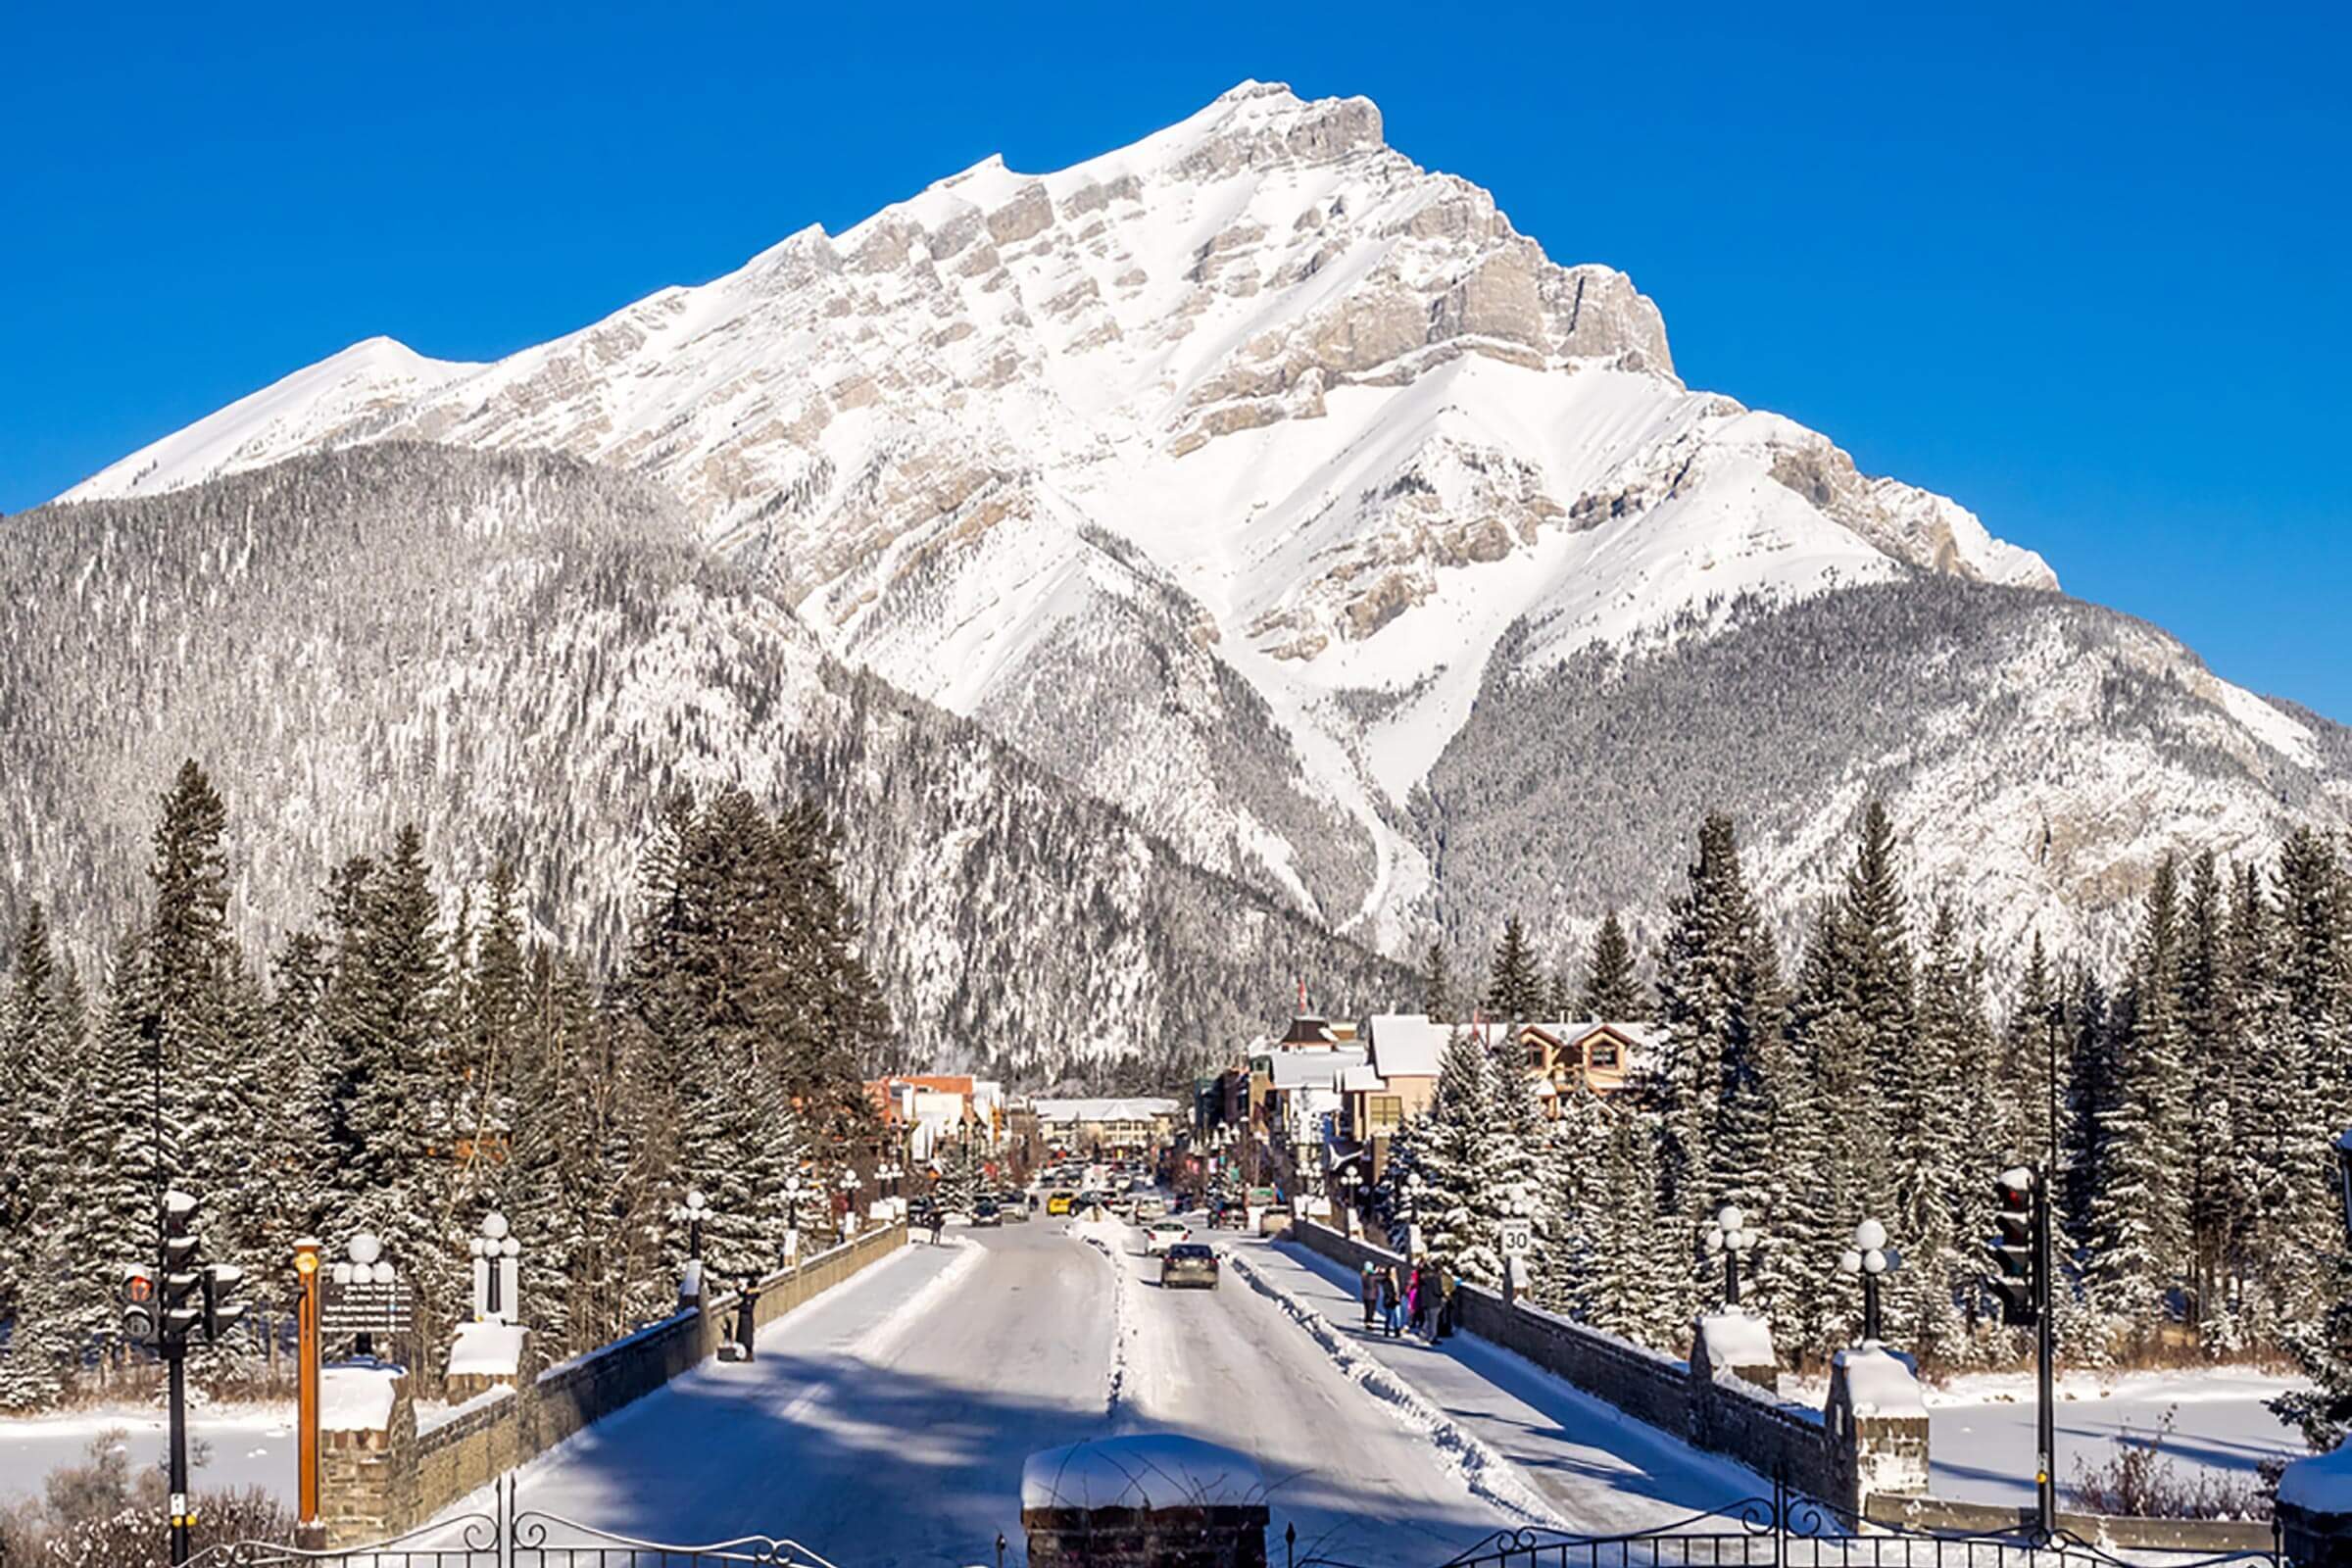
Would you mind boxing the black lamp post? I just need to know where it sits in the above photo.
[682,1190,708,1261]
[1702,1204,1759,1308]
[1838,1218,1899,1343]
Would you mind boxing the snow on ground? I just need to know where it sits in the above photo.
[1253,1233,1765,1533]
[1919,1367,2306,1508]
[0,1400,295,1507]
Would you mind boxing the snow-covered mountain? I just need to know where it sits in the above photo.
[57,81,2344,970]
[4,445,1411,1080]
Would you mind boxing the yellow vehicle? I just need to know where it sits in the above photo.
[1047,1191,1075,1216]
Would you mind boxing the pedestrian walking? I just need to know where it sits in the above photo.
[1358,1262,1378,1331]
[1404,1265,1423,1336]
[734,1275,760,1362]
[1378,1265,1401,1336]
[1435,1271,1457,1341]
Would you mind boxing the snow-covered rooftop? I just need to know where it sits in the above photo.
[319,1364,403,1433]
[1034,1097,1180,1124]
[1267,1047,1367,1090]
[1021,1434,1265,1511]
[1362,1014,1447,1079]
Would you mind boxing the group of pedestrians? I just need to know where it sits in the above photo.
[1357,1259,1456,1341]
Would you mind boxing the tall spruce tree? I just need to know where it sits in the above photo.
[1485,916,1545,1025]
[2089,858,2192,1331]
[1580,911,1642,1019]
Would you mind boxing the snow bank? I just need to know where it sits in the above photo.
[1834,1347,1926,1419]
[319,1365,402,1433]
[1697,1312,1776,1371]
[2278,1444,2352,1513]
[1222,1248,1563,1527]
[1021,1434,1263,1511]
[448,1321,526,1378]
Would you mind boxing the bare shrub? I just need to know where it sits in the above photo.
[2067,1406,2272,1521]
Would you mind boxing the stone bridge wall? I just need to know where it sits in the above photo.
[1289,1219,1857,1512]
[327,1224,907,1546]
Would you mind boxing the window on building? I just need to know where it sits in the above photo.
[1588,1039,1619,1070]
[1368,1096,1403,1131]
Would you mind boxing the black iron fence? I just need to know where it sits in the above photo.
[181,1477,845,1568]
[1293,1480,2284,1568]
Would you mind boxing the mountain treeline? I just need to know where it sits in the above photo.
[1415,578,2352,979]
[0,443,1410,1086]
[0,759,893,1410]
[1379,803,2352,1396]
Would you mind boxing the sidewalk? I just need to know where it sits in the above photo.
[1237,1234,1767,1535]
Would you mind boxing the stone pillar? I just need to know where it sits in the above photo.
[444,1319,530,1401]
[318,1361,416,1547]
[1691,1311,1779,1393]
[1825,1346,1930,1509]
[2278,1446,2352,1568]
[1022,1436,1268,1568]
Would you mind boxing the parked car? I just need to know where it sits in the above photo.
[973,1198,1002,1227]
[1160,1243,1219,1290]
[1144,1219,1191,1255]
[1134,1196,1168,1222]
[1047,1192,1075,1217]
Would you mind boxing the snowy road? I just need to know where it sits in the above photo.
[458,1218,1524,1566]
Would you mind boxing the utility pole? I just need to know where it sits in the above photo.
[2034,1158,2057,1537]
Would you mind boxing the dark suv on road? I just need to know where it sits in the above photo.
[1159,1243,1219,1290]
[973,1198,1002,1227]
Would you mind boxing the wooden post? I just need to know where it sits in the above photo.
[294,1238,324,1549]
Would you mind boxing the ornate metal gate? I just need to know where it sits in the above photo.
[1290,1480,2285,1568]
[184,1476,845,1567]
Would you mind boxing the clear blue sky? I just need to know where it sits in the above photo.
[7,2,2346,719]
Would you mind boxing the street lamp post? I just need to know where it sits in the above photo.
[1702,1204,1760,1308]
[681,1190,708,1262]
[1838,1218,1900,1343]
[468,1210,520,1323]
[1338,1166,1360,1239]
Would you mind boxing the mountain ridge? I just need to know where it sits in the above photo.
[47,81,2338,974]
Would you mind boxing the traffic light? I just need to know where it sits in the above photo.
[204,1263,246,1341]
[1987,1165,2037,1327]
[120,1263,159,1346]
[161,1190,206,1343]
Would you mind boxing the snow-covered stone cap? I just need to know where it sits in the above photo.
[1830,1345,1927,1419]
[1021,1434,1265,1511]
[319,1362,404,1432]
[2278,1443,2352,1513]
[1697,1310,1778,1370]
[449,1320,526,1378]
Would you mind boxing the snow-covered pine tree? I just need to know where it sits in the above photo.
[1652,812,1781,1320]
[0,906,77,1408]
[1580,911,1642,1020]
[934,1135,986,1217]
[2273,831,2349,1276]
[1568,1098,1665,1343]
[1782,903,1863,1357]
[1415,1027,1507,1286]
[1534,1086,1604,1313]
[1897,906,1982,1363]
[2176,853,2244,1348]
[2089,857,2192,1335]
[329,825,462,1365]
[1485,916,1544,1025]
[2229,859,2309,1338]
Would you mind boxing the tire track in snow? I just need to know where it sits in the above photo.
[1221,1247,1566,1530]
[1072,1223,1142,1429]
